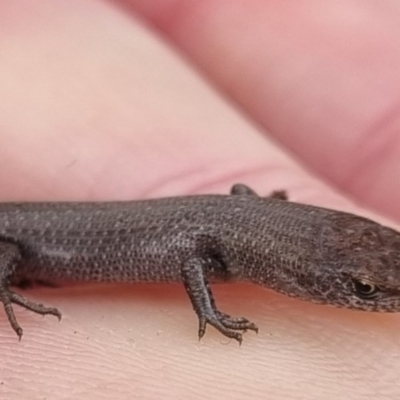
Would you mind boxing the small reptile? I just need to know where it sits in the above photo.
[1,183,400,343]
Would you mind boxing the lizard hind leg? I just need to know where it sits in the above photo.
[0,284,62,340]
[181,257,258,344]
[0,242,61,339]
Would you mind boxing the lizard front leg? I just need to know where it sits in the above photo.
[230,183,288,200]
[181,257,258,344]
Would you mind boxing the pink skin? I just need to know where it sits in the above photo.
[1,0,400,398]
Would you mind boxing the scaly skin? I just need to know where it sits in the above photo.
[0,184,399,342]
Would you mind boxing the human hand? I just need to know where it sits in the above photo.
[1,1,400,399]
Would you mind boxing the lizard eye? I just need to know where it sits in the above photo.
[352,279,379,299]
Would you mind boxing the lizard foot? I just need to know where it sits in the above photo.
[198,311,258,345]
[0,288,61,340]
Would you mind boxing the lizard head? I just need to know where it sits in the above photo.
[317,213,400,312]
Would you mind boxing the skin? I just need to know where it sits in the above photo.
[1,0,400,399]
